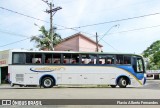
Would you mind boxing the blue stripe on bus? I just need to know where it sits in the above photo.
[117,66,144,80]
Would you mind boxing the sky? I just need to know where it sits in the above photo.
[0,0,160,54]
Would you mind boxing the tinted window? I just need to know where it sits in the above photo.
[99,55,106,64]
[99,55,115,64]
[13,53,24,64]
[71,54,79,64]
[26,53,34,63]
[63,53,72,64]
[26,53,42,64]
[124,56,131,64]
[81,54,97,64]
[116,55,124,64]
[106,55,115,64]
[63,53,80,64]
[44,54,52,64]
[53,53,61,64]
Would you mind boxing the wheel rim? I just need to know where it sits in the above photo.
[122,79,126,86]
[44,79,51,87]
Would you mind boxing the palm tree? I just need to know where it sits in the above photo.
[30,26,62,50]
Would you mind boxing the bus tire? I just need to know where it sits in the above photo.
[118,77,127,88]
[110,85,116,88]
[41,77,54,88]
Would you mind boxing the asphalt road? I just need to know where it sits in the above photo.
[0,80,160,108]
[139,80,160,90]
[0,80,160,99]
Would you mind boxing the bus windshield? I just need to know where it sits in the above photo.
[137,57,145,73]
[132,57,145,73]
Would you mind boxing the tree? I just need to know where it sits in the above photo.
[143,40,160,57]
[30,26,62,50]
[143,40,160,69]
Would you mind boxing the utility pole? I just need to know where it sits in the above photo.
[96,32,99,52]
[49,2,53,51]
[42,0,62,51]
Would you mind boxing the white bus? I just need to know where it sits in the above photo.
[4,49,146,88]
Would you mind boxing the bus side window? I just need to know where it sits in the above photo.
[25,53,42,64]
[26,53,34,64]
[124,56,131,64]
[89,54,97,64]
[44,54,52,64]
[99,61,102,64]
[106,55,115,64]
[98,55,115,65]
[116,55,123,64]
[13,53,24,64]
[63,53,72,64]
[81,54,97,64]
[71,54,79,64]
[81,54,87,64]
[53,53,61,64]
[34,54,42,64]
[99,55,106,64]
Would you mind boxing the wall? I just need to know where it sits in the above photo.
[54,34,103,52]
[79,36,102,52]
[54,36,79,51]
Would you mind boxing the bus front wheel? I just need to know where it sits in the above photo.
[118,77,127,88]
[41,77,54,88]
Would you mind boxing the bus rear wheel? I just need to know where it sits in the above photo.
[118,77,127,88]
[41,77,54,88]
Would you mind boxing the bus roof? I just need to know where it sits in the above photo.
[9,49,142,57]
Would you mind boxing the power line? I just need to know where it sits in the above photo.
[101,39,119,52]
[2,23,160,49]
[0,7,49,23]
[113,24,160,34]
[0,30,109,51]
[0,6,95,36]
[54,24,96,36]
[0,29,29,37]
[1,23,160,50]
[0,6,115,51]
[1,6,160,31]
[0,37,30,47]
[89,24,160,38]
[70,13,160,29]
[0,28,96,49]
[98,24,160,36]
